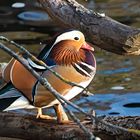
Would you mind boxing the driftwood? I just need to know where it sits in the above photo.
[0,112,139,140]
[38,0,140,55]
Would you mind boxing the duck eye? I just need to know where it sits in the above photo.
[74,37,79,40]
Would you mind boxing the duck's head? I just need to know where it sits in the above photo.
[38,30,94,66]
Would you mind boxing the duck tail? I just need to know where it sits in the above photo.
[0,82,32,111]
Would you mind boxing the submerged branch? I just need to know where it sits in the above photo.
[38,0,140,55]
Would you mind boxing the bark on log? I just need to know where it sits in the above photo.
[0,112,139,140]
[38,0,140,55]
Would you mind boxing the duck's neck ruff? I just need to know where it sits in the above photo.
[40,30,84,61]
[49,44,86,65]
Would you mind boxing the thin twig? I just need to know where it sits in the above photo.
[0,36,89,93]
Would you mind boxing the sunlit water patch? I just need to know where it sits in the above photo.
[73,92,140,116]
[12,2,25,8]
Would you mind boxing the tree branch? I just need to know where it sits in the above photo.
[38,0,140,55]
[0,112,139,140]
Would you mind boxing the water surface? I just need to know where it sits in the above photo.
[0,0,140,117]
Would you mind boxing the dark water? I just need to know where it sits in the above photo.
[0,0,140,117]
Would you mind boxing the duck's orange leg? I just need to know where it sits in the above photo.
[54,104,70,124]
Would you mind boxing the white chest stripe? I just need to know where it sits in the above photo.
[80,62,95,71]
[74,63,92,77]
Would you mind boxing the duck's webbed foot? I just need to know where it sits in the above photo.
[54,104,72,124]
[36,108,56,120]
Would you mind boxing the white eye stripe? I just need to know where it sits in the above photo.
[53,30,83,46]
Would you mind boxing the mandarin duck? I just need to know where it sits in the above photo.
[0,30,96,123]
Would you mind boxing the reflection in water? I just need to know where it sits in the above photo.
[88,0,140,27]
[17,11,49,21]
[123,103,140,108]
[12,2,25,8]
[0,0,140,116]
[98,67,135,75]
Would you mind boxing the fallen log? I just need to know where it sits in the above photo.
[0,112,139,140]
[38,0,140,55]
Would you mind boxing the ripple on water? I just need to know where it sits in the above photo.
[110,86,125,90]
[98,67,135,75]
